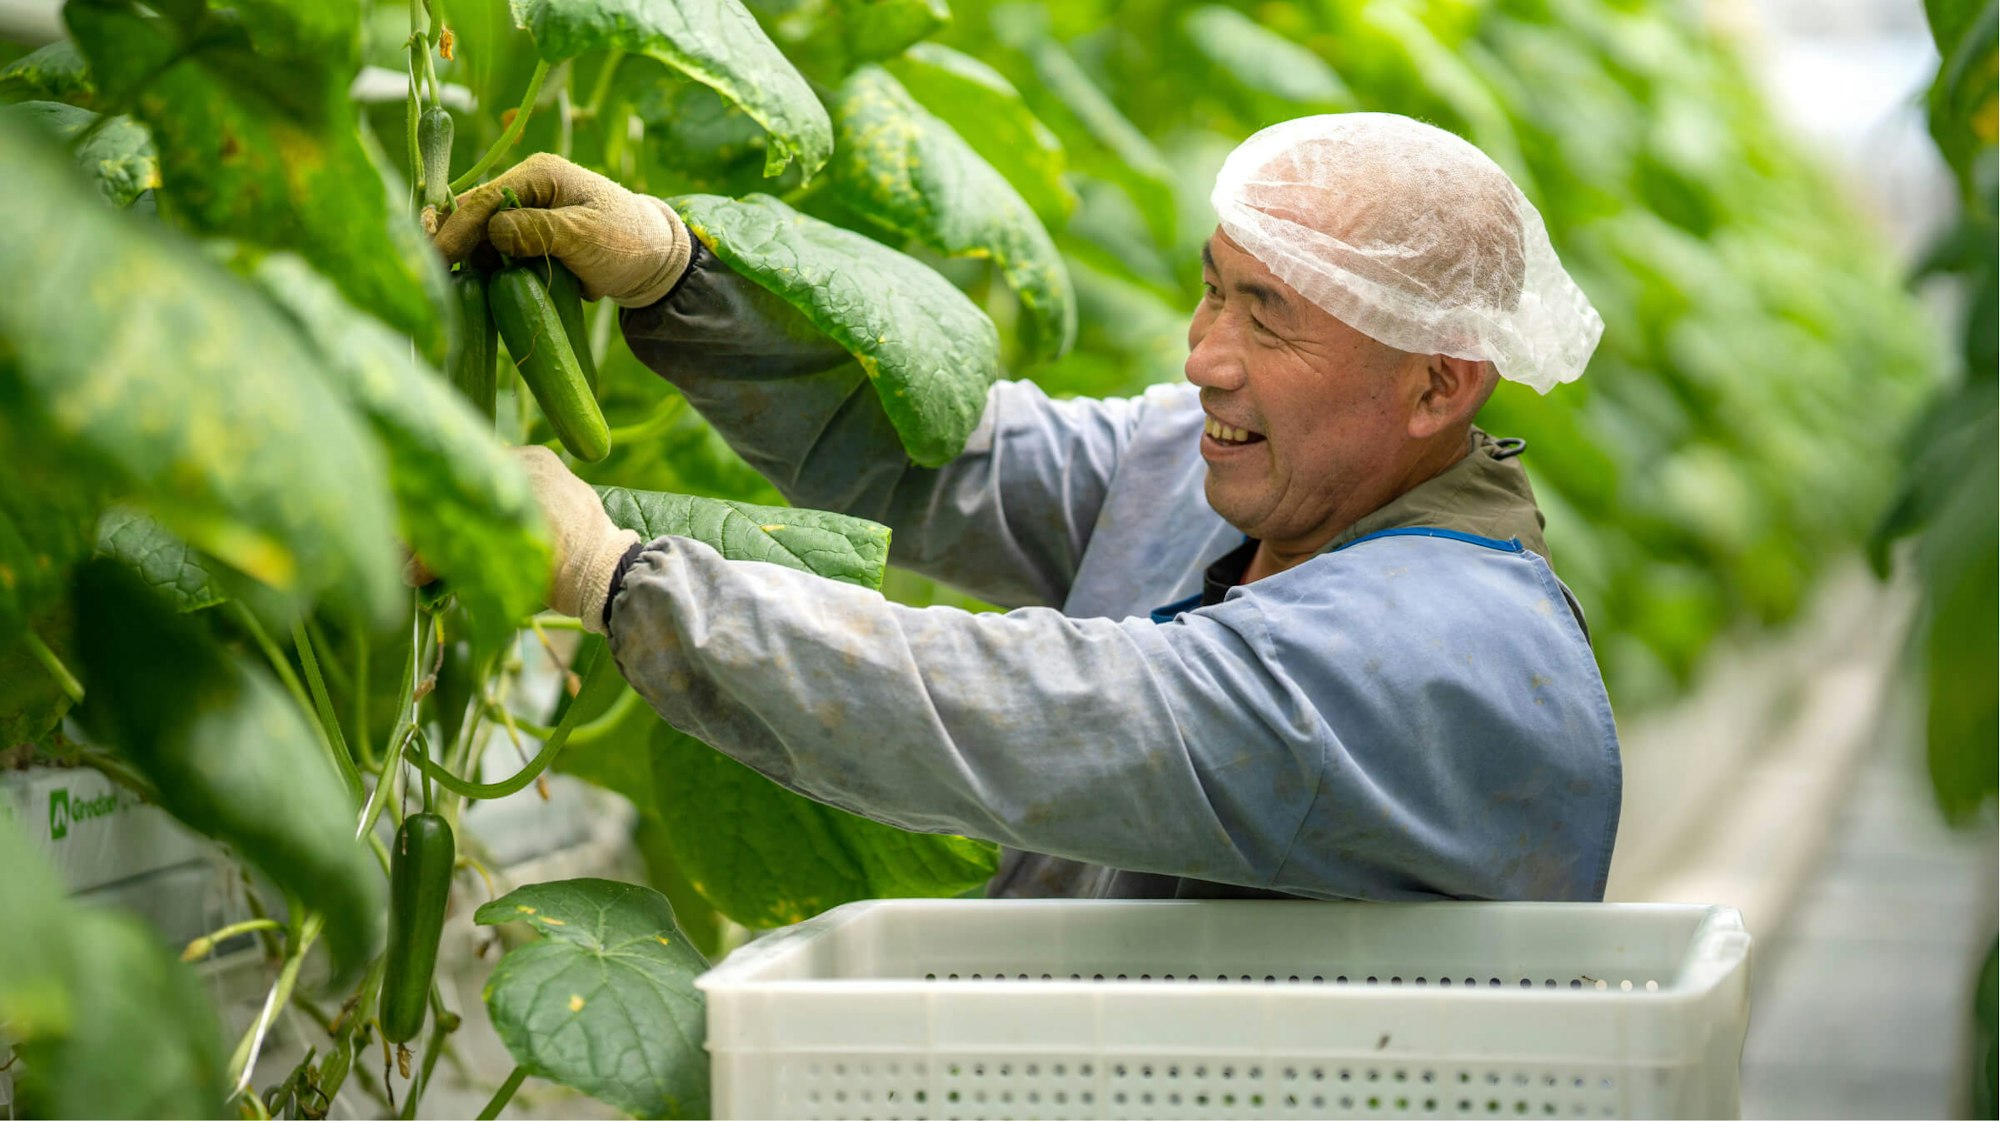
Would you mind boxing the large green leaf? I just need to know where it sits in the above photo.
[71,559,385,976]
[1924,0,1998,197]
[0,101,156,207]
[887,42,1076,228]
[254,255,551,641]
[65,0,446,360]
[992,15,1177,246]
[94,507,224,614]
[649,720,999,927]
[0,605,76,747]
[0,818,229,1119]
[1180,5,1355,108]
[510,0,832,180]
[672,193,999,465]
[635,76,804,197]
[0,427,100,646]
[474,879,709,1119]
[598,486,890,590]
[0,41,94,106]
[834,0,950,62]
[0,119,400,623]
[832,65,1075,363]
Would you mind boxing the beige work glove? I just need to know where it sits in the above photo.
[429,153,694,308]
[514,446,642,633]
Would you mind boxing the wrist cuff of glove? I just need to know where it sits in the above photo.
[598,538,648,635]
[577,529,644,635]
[613,198,695,309]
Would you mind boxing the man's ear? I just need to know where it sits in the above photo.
[1409,355,1492,439]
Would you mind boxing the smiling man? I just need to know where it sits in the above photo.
[435,113,1620,902]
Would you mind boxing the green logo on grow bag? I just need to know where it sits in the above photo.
[47,788,120,842]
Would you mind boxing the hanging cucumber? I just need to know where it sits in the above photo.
[539,258,599,393]
[418,106,455,213]
[447,268,496,423]
[378,811,455,1044]
[489,264,611,462]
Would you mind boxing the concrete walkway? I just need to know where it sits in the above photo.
[1739,707,1996,1120]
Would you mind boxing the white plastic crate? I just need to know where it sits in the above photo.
[699,899,1752,1120]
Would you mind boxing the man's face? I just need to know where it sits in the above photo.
[1186,229,1427,548]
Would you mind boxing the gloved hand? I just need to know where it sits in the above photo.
[513,446,642,633]
[429,153,694,308]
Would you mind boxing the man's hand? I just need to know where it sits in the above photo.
[514,446,641,633]
[429,153,694,308]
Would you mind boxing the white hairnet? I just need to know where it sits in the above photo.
[1210,113,1602,392]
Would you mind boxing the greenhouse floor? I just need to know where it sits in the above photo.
[1739,724,1996,1119]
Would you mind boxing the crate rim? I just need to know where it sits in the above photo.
[697,897,1750,995]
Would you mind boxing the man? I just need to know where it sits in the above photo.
[434,113,1620,902]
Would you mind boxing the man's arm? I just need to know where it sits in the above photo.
[623,240,1144,609]
[608,533,1622,902]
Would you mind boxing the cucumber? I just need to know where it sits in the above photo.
[418,106,454,212]
[447,268,496,423]
[378,812,455,1044]
[490,265,610,462]
[539,258,599,393]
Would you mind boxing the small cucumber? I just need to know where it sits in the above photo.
[489,265,611,462]
[539,258,599,393]
[447,268,496,423]
[378,812,455,1044]
[418,106,454,212]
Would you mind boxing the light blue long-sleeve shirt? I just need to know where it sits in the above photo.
[609,247,1621,902]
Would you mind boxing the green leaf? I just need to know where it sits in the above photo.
[1180,5,1355,108]
[649,720,998,927]
[253,255,551,642]
[831,65,1075,363]
[998,24,1177,245]
[0,101,157,208]
[834,0,950,63]
[887,42,1076,228]
[510,0,832,180]
[598,486,890,590]
[0,119,401,623]
[65,0,447,360]
[635,76,803,197]
[0,425,101,646]
[0,40,95,106]
[672,193,1000,466]
[474,878,709,1120]
[1925,0,1998,198]
[94,506,224,614]
[0,818,229,1119]
[70,558,386,977]
[0,604,77,746]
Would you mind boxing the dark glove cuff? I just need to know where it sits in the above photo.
[600,539,649,633]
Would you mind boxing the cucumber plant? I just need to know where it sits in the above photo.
[0,0,1953,1116]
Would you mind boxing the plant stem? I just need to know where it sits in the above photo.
[355,630,373,770]
[450,60,550,193]
[605,394,687,443]
[528,612,587,631]
[399,990,453,1121]
[583,48,624,118]
[230,602,313,724]
[229,913,324,1093]
[483,684,638,747]
[180,918,282,963]
[477,1066,528,1121]
[21,630,83,703]
[409,652,612,800]
[406,32,424,208]
[293,621,365,805]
